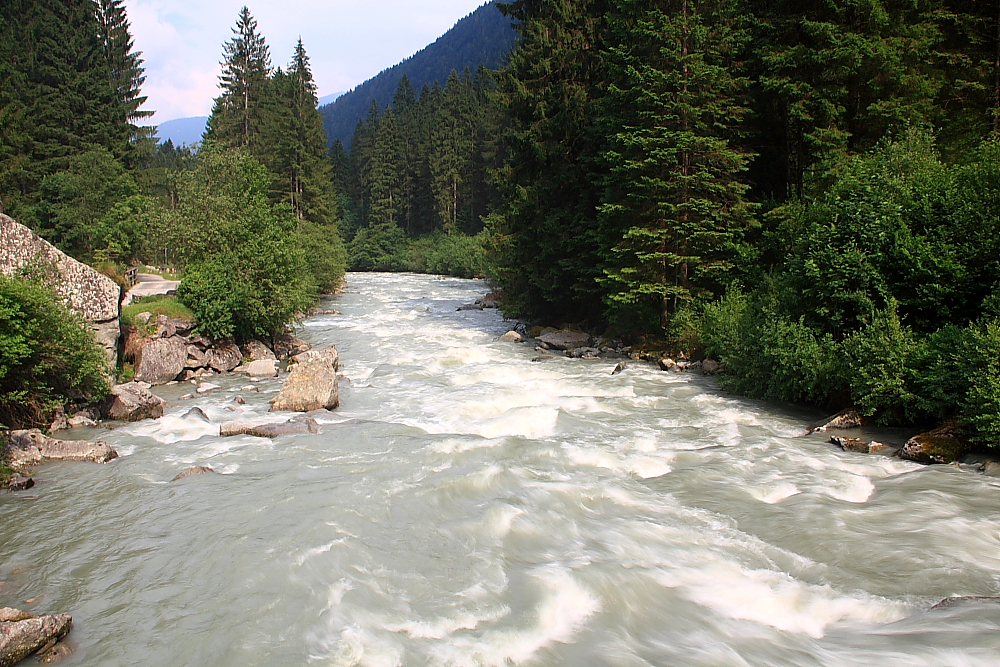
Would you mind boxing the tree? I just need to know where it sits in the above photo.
[205,6,272,151]
[599,0,753,333]
[96,0,155,166]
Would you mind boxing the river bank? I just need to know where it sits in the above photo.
[2,273,999,666]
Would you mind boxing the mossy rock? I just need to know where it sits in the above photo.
[900,424,969,465]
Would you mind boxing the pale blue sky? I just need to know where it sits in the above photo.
[125,0,491,123]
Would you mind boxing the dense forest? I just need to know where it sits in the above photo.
[320,1,517,147]
[2,0,1000,445]
[484,0,1000,446]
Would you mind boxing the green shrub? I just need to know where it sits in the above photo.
[0,275,109,429]
[960,319,1000,448]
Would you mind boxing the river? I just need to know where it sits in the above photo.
[2,272,999,666]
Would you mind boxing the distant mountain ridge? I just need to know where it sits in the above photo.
[154,116,208,147]
[320,1,517,148]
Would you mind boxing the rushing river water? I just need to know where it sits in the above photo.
[2,272,1000,666]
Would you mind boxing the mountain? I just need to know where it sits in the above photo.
[317,91,346,107]
[320,1,517,148]
[154,116,208,147]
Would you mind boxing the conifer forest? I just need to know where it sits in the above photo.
[2,0,1000,444]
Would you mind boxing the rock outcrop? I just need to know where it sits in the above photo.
[171,466,217,481]
[207,342,242,372]
[270,358,339,412]
[7,430,118,466]
[0,215,120,369]
[240,340,276,361]
[0,610,72,667]
[103,382,166,422]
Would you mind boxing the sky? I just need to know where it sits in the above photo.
[124,0,492,123]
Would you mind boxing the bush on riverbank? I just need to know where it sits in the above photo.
[167,147,316,341]
[0,275,110,429]
[347,227,486,278]
[701,133,1000,447]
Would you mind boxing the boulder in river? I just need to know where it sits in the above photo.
[808,409,862,434]
[899,422,968,464]
[930,596,1000,610]
[270,358,339,412]
[7,474,34,492]
[289,345,340,372]
[220,418,320,437]
[236,359,279,378]
[171,466,217,482]
[537,329,591,350]
[240,339,276,361]
[497,331,523,343]
[0,610,72,667]
[271,334,311,361]
[830,436,871,453]
[103,382,166,422]
[135,337,187,385]
[7,430,118,466]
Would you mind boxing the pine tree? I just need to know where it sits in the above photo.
[96,0,154,166]
[430,70,474,232]
[600,0,752,332]
[487,0,612,323]
[206,6,272,150]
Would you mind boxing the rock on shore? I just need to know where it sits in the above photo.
[7,430,118,466]
[0,609,72,667]
[103,382,166,422]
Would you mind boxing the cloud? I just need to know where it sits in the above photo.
[123,0,493,123]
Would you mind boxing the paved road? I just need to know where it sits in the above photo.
[122,273,181,306]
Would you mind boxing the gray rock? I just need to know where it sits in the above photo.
[240,339,276,361]
[0,610,33,624]
[48,409,67,433]
[566,347,599,359]
[982,461,1000,477]
[135,337,187,385]
[537,329,591,350]
[196,382,221,395]
[658,358,676,371]
[476,293,501,308]
[497,331,524,343]
[171,466,216,481]
[220,419,320,437]
[702,359,721,374]
[0,611,73,667]
[207,342,242,372]
[234,359,278,378]
[457,303,483,311]
[37,639,72,663]
[271,334,311,361]
[182,407,210,422]
[7,474,34,492]
[184,345,208,369]
[868,442,898,456]
[290,345,340,372]
[612,361,628,375]
[270,358,339,412]
[66,415,96,428]
[7,430,118,466]
[154,314,193,339]
[188,335,213,350]
[104,382,165,422]
[133,311,153,324]
[808,409,862,433]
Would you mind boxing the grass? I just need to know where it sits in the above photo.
[122,295,195,326]
[140,265,181,279]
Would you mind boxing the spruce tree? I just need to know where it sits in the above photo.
[96,0,154,166]
[206,6,272,150]
[600,0,752,333]
[430,70,474,232]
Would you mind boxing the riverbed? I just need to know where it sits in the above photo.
[2,272,999,666]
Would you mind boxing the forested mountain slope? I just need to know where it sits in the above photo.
[320,1,516,148]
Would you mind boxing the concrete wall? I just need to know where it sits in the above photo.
[0,215,121,368]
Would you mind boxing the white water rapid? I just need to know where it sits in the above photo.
[2,272,999,666]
